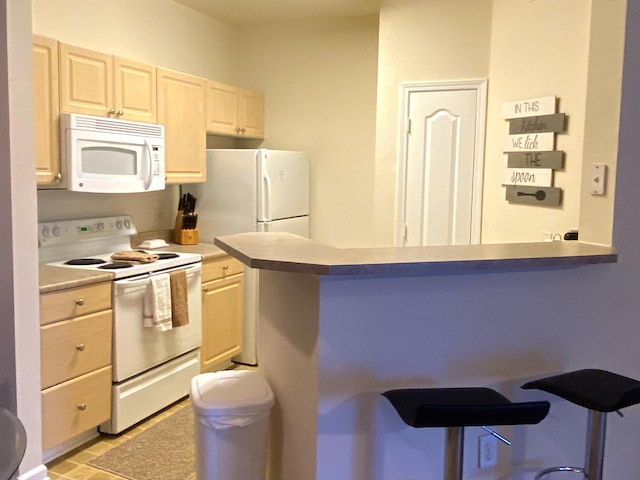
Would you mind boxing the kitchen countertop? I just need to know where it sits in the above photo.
[214,232,618,276]
[39,242,229,293]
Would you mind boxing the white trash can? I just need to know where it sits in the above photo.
[190,370,275,480]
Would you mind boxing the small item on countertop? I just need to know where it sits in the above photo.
[138,239,170,249]
[112,251,160,264]
[564,230,579,241]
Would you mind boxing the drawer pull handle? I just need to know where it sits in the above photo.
[76,344,85,352]
[77,403,87,411]
[76,299,85,306]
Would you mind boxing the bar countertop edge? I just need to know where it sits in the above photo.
[213,232,618,276]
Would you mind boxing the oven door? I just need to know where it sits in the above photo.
[111,263,202,382]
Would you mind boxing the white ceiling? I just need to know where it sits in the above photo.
[173,0,380,25]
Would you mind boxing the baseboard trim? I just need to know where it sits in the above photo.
[16,464,47,480]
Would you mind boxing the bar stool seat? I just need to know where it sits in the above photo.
[382,387,549,480]
[522,369,640,480]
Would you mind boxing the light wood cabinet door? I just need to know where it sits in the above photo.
[206,80,265,139]
[60,43,157,123]
[157,67,206,184]
[33,35,61,185]
[40,310,112,389]
[206,80,239,136]
[40,282,112,326]
[114,57,157,123]
[238,88,265,138]
[59,43,113,117]
[201,257,244,372]
[41,366,112,451]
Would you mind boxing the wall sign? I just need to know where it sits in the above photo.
[503,132,555,152]
[502,168,553,187]
[501,95,556,119]
[507,151,564,169]
[509,113,566,135]
[505,186,561,206]
[501,95,566,206]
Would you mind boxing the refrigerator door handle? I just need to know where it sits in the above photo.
[262,168,272,221]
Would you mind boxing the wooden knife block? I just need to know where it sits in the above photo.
[174,212,199,245]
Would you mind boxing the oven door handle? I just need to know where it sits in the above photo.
[113,263,201,287]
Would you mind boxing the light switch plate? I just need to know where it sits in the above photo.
[591,164,607,195]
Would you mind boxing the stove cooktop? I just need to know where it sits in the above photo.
[45,250,202,279]
[38,215,201,279]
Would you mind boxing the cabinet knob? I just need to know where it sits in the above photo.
[107,109,116,116]
[241,128,246,134]
[77,403,87,411]
[222,265,229,270]
[202,287,209,293]
[76,344,85,352]
[75,299,85,306]
[117,110,124,117]
[54,173,62,182]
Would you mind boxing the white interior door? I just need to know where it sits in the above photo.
[399,80,486,246]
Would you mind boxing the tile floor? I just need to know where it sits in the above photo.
[46,396,194,480]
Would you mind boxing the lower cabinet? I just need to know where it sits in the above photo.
[41,366,112,451]
[200,256,244,372]
[40,282,113,451]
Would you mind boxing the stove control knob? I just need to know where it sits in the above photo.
[41,226,50,238]
[124,219,131,229]
[95,222,104,232]
[116,220,124,230]
[52,226,61,237]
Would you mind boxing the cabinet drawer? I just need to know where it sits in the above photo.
[41,310,112,389]
[40,282,111,325]
[202,256,244,283]
[41,366,112,451]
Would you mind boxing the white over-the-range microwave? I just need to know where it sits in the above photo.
[46,113,165,193]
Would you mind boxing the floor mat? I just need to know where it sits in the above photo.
[88,406,195,480]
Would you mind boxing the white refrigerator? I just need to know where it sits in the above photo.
[185,149,310,365]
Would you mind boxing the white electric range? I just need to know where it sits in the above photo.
[39,215,202,436]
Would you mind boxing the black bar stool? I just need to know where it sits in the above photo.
[522,369,640,480]
[382,387,550,480]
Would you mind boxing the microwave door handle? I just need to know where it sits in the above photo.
[143,139,153,190]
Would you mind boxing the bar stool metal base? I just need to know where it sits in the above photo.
[532,409,606,480]
[534,466,586,480]
[445,427,464,480]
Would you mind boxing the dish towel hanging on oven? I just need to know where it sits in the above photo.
[143,273,172,331]
[169,269,189,327]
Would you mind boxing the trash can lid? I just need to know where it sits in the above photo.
[190,370,274,416]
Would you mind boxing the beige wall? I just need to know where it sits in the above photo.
[237,17,379,246]
[374,0,493,246]
[578,0,626,246]
[482,0,624,244]
[31,0,239,81]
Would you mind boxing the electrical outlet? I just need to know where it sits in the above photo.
[478,434,498,468]
[154,208,164,228]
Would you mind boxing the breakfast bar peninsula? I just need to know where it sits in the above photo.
[214,232,617,480]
